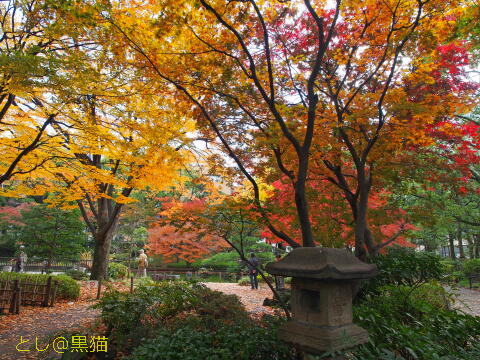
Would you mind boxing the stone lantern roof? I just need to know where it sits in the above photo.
[266,247,377,280]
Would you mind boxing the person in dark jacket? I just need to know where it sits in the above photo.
[246,252,260,290]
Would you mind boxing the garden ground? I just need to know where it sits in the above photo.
[0,282,478,359]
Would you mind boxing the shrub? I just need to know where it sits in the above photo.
[0,272,80,300]
[64,269,89,281]
[54,274,81,300]
[166,261,193,269]
[95,280,250,352]
[201,247,275,272]
[463,258,480,277]
[126,319,293,360]
[360,247,446,297]
[108,262,129,279]
[238,276,250,286]
[342,284,480,360]
[95,280,290,357]
[200,251,243,272]
[237,275,277,286]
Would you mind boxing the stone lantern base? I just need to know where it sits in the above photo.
[279,321,368,354]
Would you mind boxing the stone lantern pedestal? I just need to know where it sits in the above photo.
[266,247,377,357]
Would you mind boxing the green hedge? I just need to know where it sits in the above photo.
[0,272,80,300]
[108,262,129,279]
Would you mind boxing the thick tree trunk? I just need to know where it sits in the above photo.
[90,231,114,280]
[448,233,456,260]
[90,214,121,280]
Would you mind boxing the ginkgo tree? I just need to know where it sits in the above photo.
[107,0,478,258]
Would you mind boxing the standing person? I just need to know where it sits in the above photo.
[137,249,148,277]
[246,252,260,290]
[16,246,27,273]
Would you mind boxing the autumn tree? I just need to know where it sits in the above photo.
[0,2,194,279]
[0,0,101,185]
[147,199,226,264]
[107,0,478,258]
[262,178,416,254]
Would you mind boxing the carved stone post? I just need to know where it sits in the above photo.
[266,248,377,358]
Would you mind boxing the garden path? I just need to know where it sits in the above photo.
[0,301,100,360]
[449,286,480,316]
[205,282,278,316]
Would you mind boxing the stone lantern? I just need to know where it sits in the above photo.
[266,247,377,357]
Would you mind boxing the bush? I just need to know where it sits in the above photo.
[237,275,274,286]
[0,272,80,300]
[64,269,89,281]
[53,274,81,300]
[108,262,129,279]
[126,319,292,360]
[238,276,250,286]
[343,284,480,360]
[463,258,480,277]
[200,251,243,272]
[95,280,250,352]
[95,280,292,358]
[360,247,446,297]
[166,261,193,269]
[201,246,276,272]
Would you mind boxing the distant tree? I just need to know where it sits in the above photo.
[4,205,87,266]
[0,203,31,257]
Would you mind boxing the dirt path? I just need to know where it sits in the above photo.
[205,282,278,316]
[0,302,100,360]
[449,286,480,316]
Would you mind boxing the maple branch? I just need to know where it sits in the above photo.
[250,0,275,100]
[104,13,301,249]
[85,193,99,221]
[375,223,407,251]
[361,1,425,163]
[0,113,55,185]
[187,82,295,180]
[77,199,97,234]
[0,93,15,123]
[456,114,480,126]
[200,0,303,155]
[303,0,340,153]
[7,155,57,178]
[219,229,291,320]
[187,25,252,78]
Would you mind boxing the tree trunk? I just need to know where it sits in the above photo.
[90,230,114,280]
[474,234,480,258]
[90,216,120,280]
[294,156,315,247]
[448,233,456,260]
[457,227,465,259]
[467,233,474,259]
[354,167,370,261]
